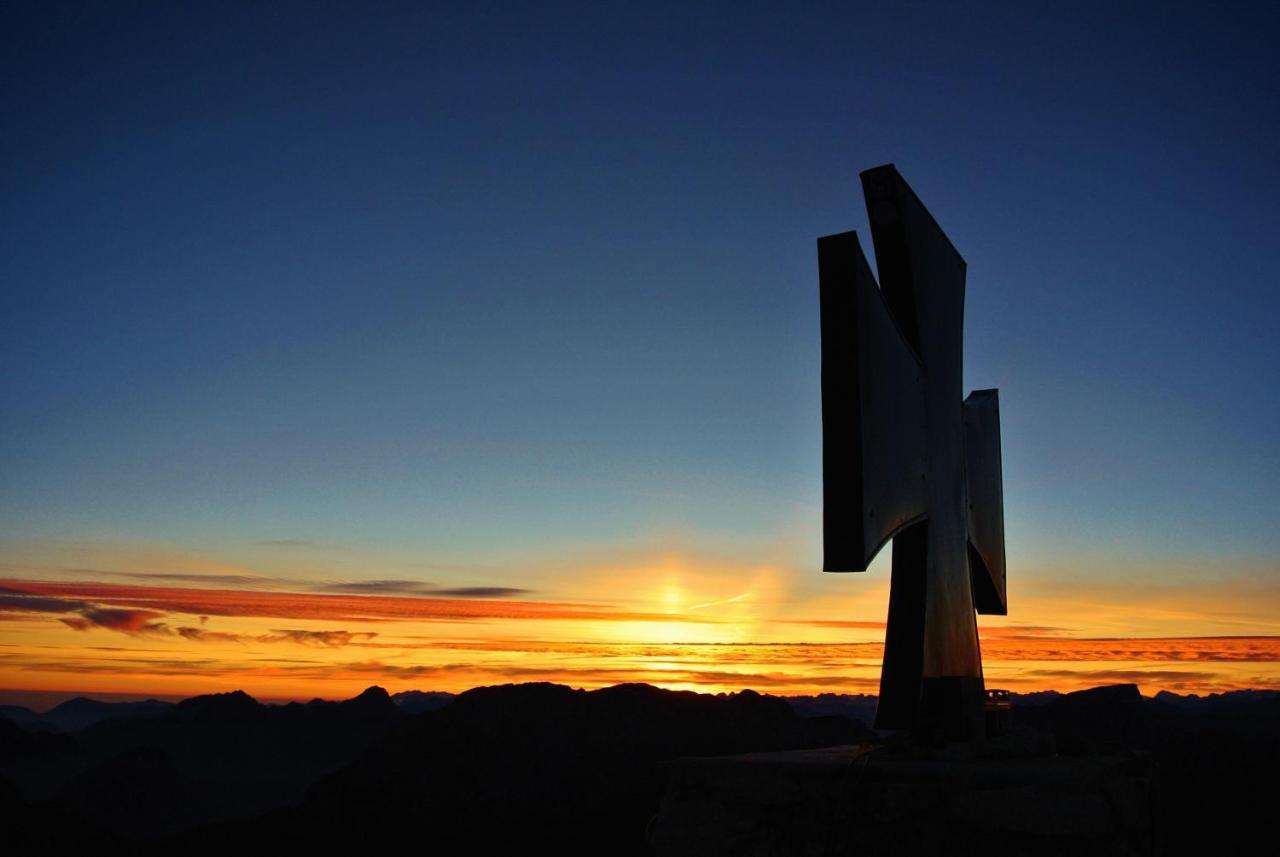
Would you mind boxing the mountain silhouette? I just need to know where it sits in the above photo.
[190,682,874,854]
[2,682,1277,855]
[7,697,173,733]
[0,684,408,835]
[172,689,261,722]
[390,688,455,714]
[1013,683,1148,753]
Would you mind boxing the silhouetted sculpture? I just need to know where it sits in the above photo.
[819,164,1006,738]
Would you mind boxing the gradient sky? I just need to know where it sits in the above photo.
[2,2,1278,703]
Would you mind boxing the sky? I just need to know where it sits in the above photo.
[2,1,1278,705]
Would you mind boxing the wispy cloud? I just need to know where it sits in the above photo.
[106,572,272,586]
[687,592,752,611]
[0,578,716,626]
[52,569,276,587]
[174,627,379,647]
[982,635,1280,662]
[435,587,529,598]
[174,627,244,643]
[261,629,378,647]
[781,619,886,630]
[277,659,878,691]
[2,653,246,677]
[318,579,437,595]
[3,590,172,635]
[317,580,531,599]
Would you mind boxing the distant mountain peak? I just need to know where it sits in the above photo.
[48,696,103,714]
[390,689,455,715]
[1063,683,1142,705]
[341,686,397,711]
[176,689,262,719]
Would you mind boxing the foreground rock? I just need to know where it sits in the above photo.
[653,747,1155,856]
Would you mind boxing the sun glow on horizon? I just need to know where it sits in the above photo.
[2,541,1278,704]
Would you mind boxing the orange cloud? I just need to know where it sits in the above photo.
[0,579,722,626]
[982,635,1280,663]
[4,631,1278,701]
[60,607,170,635]
[173,627,380,647]
[3,553,1279,702]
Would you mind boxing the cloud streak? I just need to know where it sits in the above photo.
[435,587,529,599]
[4,562,1280,699]
[2,590,172,636]
[317,580,530,598]
[0,578,716,626]
[318,580,437,595]
[56,569,275,586]
[261,629,379,647]
[66,607,170,635]
[174,627,379,647]
[0,590,91,614]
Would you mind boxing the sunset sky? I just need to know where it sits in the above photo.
[2,3,1278,705]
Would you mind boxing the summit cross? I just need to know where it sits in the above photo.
[818,164,1007,737]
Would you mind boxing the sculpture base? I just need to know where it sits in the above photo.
[651,745,1156,857]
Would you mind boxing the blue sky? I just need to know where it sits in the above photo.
[3,1,1278,590]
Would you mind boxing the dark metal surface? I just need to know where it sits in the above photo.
[818,164,1006,735]
[818,232,926,574]
[965,389,1007,616]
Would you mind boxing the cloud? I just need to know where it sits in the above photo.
[318,580,437,595]
[3,654,244,677]
[259,629,378,647]
[7,577,1277,671]
[0,591,91,614]
[434,587,529,599]
[0,579,709,625]
[174,627,379,647]
[982,636,1280,663]
[1021,668,1222,684]
[1,588,174,636]
[61,607,170,635]
[782,619,886,630]
[5,625,1277,697]
[108,572,270,586]
[53,569,273,586]
[175,626,244,643]
[977,625,1075,638]
[784,621,1070,640]
[317,580,531,599]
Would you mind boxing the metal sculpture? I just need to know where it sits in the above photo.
[818,164,1006,738]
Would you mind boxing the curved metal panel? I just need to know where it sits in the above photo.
[964,388,1007,615]
[818,231,927,572]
